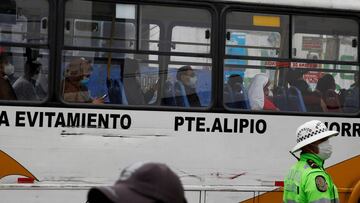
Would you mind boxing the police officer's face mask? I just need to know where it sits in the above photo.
[317,139,332,160]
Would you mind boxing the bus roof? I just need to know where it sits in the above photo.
[199,0,360,12]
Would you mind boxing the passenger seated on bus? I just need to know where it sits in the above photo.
[287,69,322,112]
[0,53,17,100]
[122,58,156,105]
[12,60,42,101]
[343,72,359,113]
[62,57,104,104]
[248,74,278,111]
[225,74,250,109]
[315,74,341,112]
[2,57,18,85]
[175,65,201,107]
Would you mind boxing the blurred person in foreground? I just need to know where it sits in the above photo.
[87,162,187,203]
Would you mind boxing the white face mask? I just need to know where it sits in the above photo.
[317,139,332,160]
[189,76,197,88]
[4,63,14,75]
[32,74,39,82]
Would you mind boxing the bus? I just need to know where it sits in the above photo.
[0,0,359,202]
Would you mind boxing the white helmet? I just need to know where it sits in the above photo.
[292,120,338,153]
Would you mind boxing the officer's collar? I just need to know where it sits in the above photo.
[300,153,324,168]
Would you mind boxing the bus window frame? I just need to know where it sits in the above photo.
[57,0,217,111]
[0,0,55,106]
[221,6,360,117]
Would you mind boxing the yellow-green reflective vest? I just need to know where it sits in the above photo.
[283,153,339,203]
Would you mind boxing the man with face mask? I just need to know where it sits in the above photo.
[13,60,41,101]
[176,65,201,107]
[283,120,339,203]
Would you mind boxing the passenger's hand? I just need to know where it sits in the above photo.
[92,97,105,104]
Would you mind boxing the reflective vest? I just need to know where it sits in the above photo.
[283,153,339,203]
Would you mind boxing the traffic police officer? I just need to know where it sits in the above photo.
[283,120,339,203]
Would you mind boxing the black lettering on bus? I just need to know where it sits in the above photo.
[54,112,66,128]
[223,118,232,133]
[15,111,26,127]
[0,112,9,126]
[239,119,249,133]
[87,113,97,128]
[174,116,184,131]
[98,114,109,129]
[353,123,360,137]
[342,123,352,137]
[328,122,340,135]
[0,111,9,127]
[185,117,195,131]
[68,113,80,127]
[81,113,86,127]
[256,119,267,134]
[196,117,206,132]
[120,114,131,129]
[211,118,223,132]
[110,114,120,129]
[45,112,56,127]
[27,112,38,127]
[39,112,44,127]
[233,118,238,133]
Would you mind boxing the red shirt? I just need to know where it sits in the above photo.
[264,97,277,110]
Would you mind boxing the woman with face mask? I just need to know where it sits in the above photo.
[62,58,104,104]
[248,74,278,111]
[283,120,339,203]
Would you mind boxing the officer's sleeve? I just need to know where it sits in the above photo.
[303,171,333,203]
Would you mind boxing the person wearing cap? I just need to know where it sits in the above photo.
[13,60,42,101]
[62,57,104,104]
[87,162,187,203]
[283,120,339,203]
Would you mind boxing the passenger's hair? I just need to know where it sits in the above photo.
[228,74,243,87]
[176,65,192,81]
[316,74,336,94]
[0,53,9,65]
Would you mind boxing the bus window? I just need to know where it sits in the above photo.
[0,47,49,102]
[139,5,211,54]
[292,16,358,62]
[61,50,212,108]
[0,0,48,44]
[140,24,160,51]
[64,0,136,50]
[226,12,289,58]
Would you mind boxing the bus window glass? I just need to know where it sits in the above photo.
[0,0,49,44]
[0,47,49,101]
[139,5,211,54]
[226,12,289,58]
[292,16,358,62]
[61,51,212,108]
[140,23,160,51]
[64,0,136,50]
[171,26,211,53]
[223,59,359,113]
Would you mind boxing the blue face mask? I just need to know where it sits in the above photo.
[80,78,90,87]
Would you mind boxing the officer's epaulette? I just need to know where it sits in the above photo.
[307,159,319,169]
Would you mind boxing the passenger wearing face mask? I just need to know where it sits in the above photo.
[62,58,104,104]
[3,61,17,85]
[283,120,339,203]
[176,65,201,107]
[13,60,41,101]
[0,53,17,100]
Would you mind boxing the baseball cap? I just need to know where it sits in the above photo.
[87,162,187,203]
[291,120,338,153]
